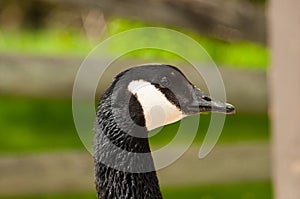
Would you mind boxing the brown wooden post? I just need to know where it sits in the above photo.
[269,0,300,198]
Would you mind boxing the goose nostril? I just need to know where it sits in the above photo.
[203,96,211,102]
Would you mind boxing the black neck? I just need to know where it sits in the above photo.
[94,91,163,199]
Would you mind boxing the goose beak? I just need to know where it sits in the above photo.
[185,87,235,115]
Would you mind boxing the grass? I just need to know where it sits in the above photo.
[0,18,269,70]
[0,181,272,199]
[0,96,269,153]
[162,181,272,199]
[0,96,84,152]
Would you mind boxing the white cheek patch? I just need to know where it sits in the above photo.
[128,80,184,131]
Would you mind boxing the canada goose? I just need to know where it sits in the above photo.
[94,64,235,199]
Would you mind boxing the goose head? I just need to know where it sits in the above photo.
[106,64,235,131]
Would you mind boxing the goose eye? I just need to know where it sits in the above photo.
[160,77,169,87]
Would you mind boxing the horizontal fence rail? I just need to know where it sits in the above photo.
[0,142,270,196]
[0,54,267,113]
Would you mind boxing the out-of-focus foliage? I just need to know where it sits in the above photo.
[0,18,269,70]
[0,1,269,69]
[0,29,93,56]
[248,0,267,5]
[107,19,269,69]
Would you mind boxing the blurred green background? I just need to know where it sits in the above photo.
[0,0,271,198]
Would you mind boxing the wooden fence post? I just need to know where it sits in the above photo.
[269,0,300,198]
